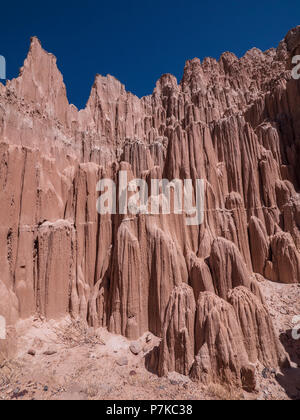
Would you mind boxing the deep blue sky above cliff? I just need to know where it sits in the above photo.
[0,0,299,109]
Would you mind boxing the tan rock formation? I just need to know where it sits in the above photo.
[157,283,196,377]
[228,287,288,367]
[192,292,256,391]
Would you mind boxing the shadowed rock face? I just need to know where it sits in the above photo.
[0,27,299,387]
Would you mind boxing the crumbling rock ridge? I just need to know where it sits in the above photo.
[1,27,300,390]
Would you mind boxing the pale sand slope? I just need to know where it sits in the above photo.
[0,280,299,401]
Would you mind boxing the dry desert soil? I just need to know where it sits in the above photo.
[0,280,299,401]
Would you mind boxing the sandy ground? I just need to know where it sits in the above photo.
[0,280,299,401]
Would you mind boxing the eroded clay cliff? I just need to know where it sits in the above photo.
[0,27,300,389]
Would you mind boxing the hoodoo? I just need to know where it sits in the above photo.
[0,27,300,391]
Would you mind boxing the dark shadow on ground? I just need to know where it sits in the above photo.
[276,330,300,400]
[280,330,300,366]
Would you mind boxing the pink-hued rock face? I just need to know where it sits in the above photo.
[0,27,300,387]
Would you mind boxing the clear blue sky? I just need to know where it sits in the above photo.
[1,1,299,109]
